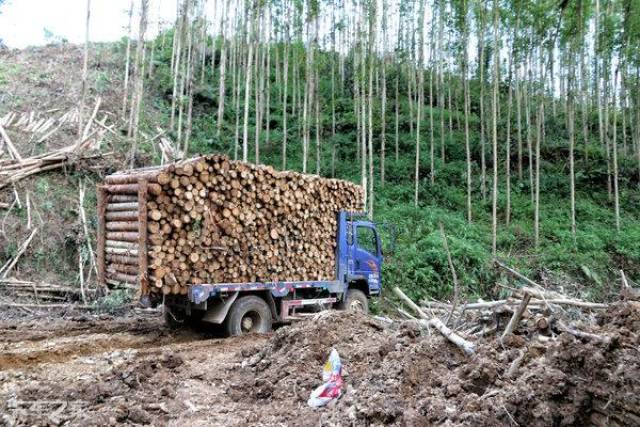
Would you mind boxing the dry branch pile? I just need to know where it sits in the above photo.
[388,263,637,358]
[0,278,89,305]
[0,100,107,190]
[101,155,363,295]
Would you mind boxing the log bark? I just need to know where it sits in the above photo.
[138,180,149,297]
[107,202,139,211]
[96,186,107,287]
[420,317,476,356]
[106,240,138,249]
[106,231,139,241]
[109,194,138,203]
[105,247,138,256]
[106,253,139,265]
[105,183,161,195]
[105,211,139,221]
[105,171,160,184]
[108,271,138,284]
[501,292,531,341]
[106,221,139,231]
[107,264,139,275]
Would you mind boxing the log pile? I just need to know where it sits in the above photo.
[101,155,363,295]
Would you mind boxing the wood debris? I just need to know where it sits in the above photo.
[0,99,107,189]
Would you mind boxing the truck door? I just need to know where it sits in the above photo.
[351,223,382,294]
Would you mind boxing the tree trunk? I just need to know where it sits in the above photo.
[79,0,91,137]
[216,0,229,139]
[414,0,426,207]
[122,0,134,118]
[613,69,620,231]
[491,0,499,255]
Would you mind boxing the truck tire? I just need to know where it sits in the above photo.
[224,295,272,337]
[338,289,369,314]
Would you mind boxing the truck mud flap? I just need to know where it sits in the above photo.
[202,292,239,324]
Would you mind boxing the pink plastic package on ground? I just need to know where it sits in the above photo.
[307,348,344,407]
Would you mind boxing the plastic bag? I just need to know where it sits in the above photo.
[307,348,344,407]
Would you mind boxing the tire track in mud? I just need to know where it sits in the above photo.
[0,318,209,371]
[0,317,163,344]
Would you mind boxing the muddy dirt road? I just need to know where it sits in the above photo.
[0,313,280,426]
[1,305,639,426]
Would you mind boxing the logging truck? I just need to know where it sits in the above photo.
[97,156,382,336]
[163,210,383,335]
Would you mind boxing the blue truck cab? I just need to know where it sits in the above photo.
[163,211,383,336]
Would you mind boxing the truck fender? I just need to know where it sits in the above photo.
[202,292,239,324]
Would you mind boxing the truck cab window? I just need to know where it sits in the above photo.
[356,226,378,256]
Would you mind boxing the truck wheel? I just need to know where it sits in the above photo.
[224,295,272,337]
[338,289,369,314]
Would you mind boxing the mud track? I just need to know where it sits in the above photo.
[0,313,270,426]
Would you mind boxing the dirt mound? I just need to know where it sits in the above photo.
[232,305,640,426]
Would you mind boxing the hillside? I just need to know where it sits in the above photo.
[1,39,640,306]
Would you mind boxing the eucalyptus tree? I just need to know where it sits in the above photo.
[79,0,91,137]
[242,0,256,162]
[414,0,427,207]
[452,0,472,222]
[490,0,499,255]
[122,0,134,118]
[128,0,149,143]
[216,0,230,138]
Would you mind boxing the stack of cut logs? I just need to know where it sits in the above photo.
[101,155,363,295]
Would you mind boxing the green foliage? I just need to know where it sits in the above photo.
[141,25,640,303]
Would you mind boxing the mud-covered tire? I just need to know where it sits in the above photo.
[224,295,272,337]
[337,289,369,314]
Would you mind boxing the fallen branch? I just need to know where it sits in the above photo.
[506,349,527,379]
[501,292,532,341]
[440,223,460,325]
[620,270,640,301]
[78,180,97,278]
[519,290,607,310]
[393,287,430,320]
[0,227,38,278]
[495,260,607,310]
[394,287,476,354]
[556,320,612,345]
[0,281,82,294]
[0,302,95,310]
[494,259,549,289]
[420,317,476,356]
[0,123,23,161]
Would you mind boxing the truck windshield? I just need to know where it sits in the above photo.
[356,226,378,256]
